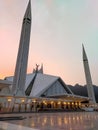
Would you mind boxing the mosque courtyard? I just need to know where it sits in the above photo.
[0,112,98,130]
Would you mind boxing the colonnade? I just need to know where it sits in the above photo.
[0,96,83,113]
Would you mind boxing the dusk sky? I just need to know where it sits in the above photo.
[0,0,98,86]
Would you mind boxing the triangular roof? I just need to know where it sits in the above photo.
[29,73,59,97]
[4,73,73,97]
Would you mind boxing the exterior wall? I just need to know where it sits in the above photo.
[41,80,68,97]
[0,87,10,95]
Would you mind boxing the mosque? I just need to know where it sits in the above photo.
[0,0,96,113]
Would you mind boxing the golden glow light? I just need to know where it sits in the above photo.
[21,99,25,103]
[8,98,12,102]
[51,101,54,104]
[58,101,61,104]
[32,100,36,103]
[43,101,47,104]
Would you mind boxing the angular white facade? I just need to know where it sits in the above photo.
[5,72,73,97]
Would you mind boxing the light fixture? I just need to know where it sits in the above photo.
[32,100,36,103]
[8,98,12,102]
[21,99,25,103]
[58,101,61,104]
[51,101,54,104]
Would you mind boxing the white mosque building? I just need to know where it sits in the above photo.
[0,0,96,113]
[0,65,90,112]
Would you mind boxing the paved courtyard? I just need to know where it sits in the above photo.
[0,112,98,130]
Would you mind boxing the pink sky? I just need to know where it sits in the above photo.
[0,0,98,86]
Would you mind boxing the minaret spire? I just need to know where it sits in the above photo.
[82,44,96,103]
[24,0,31,19]
[82,44,88,61]
[12,0,32,96]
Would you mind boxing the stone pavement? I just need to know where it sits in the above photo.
[0,122,39,130]
[0,112,98,130]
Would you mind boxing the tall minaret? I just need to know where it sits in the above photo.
[12,0,32,96]
[82,44,96,103]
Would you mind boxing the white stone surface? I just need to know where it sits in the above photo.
[1,112,98,130]
[82,44,96,103]
[0,122,39,130]
[12,0,32,96]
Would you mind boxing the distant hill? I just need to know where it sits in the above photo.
[68,84,98,102]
